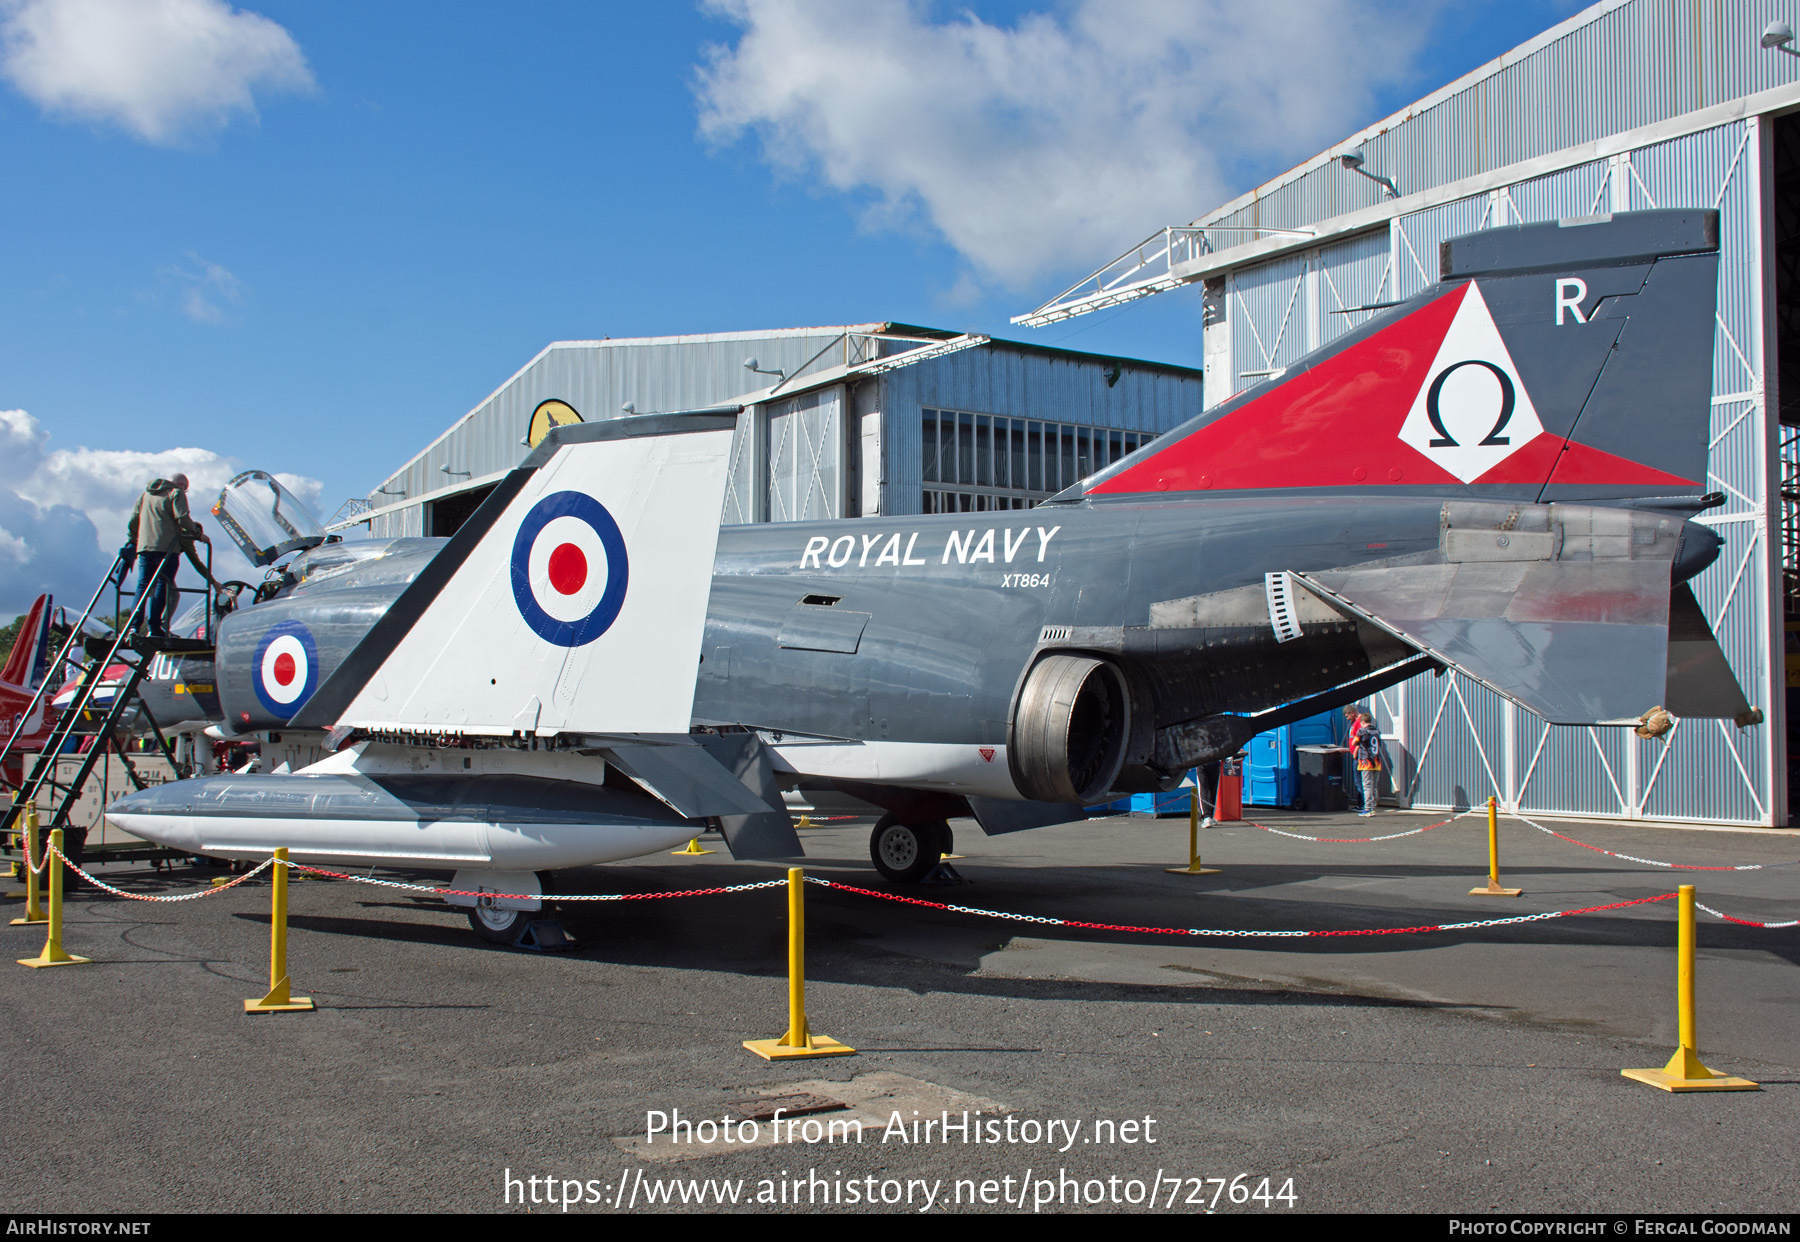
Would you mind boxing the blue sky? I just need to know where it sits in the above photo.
[0,0,1579,616]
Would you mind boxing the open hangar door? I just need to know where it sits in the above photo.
[426,484,497,539]
[1774,108,1800,818]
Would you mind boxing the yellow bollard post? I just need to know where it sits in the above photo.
[1623,885,1758,1091]
[1470,796,1521,896]
[743,868,854,1060]
[671,836,716,855]
[1166,781,1221,875]
[18,829,92,968]
[245,848,314,1013]
[10,806,48,925]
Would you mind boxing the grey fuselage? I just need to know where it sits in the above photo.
[690,496,1440,745]
[207,490,1716,806]
[212,497,1439,747]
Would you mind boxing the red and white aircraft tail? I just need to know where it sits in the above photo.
[1,594,52,692]
[2,593,56,788]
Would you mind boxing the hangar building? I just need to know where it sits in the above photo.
[338,325,1201,543]
[1018,0,1800,826]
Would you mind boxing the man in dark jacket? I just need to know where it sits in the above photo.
[126,474,209,638]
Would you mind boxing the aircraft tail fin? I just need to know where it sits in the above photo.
[1085,209,1720,504]
[292,414,738,736]
[1,594,51,691]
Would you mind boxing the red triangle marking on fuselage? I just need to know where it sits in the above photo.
[1094,286,1469,495]
[1540,438,1700,488]
[1468,432,1564,484]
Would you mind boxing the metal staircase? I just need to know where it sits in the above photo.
[1,550,217,867]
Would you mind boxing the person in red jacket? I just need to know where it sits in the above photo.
[1354,711,1384,817]
[1342,703,1365,812]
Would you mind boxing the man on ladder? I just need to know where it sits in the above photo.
[124,475,209,639]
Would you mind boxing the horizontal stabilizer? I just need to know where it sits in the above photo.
[1295,560,1670,725]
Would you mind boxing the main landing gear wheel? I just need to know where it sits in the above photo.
[468,903,526,944]
[870,815,947,884]
[466,871,555,944]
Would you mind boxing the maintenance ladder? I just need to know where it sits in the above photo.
[1,550,217,867]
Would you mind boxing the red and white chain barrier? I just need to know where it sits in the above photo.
[49,844,275,902]
[1248,808,1475,844]
[1693,901,1800,930]
[1512,813,1800,873]
[1217,808,1798,929]
[287,861,785,903]
[802,875,1680,938]
[12,827,48,875]
[29,847,1793,934]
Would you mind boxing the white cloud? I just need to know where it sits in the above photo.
[0,406,49,475]
[272,472,323,508]
[0,0,313,145]
[161,252,244,324]
[696,0,1438,288]
[0,408,323,616]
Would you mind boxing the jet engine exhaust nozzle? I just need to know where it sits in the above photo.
[1009,654,1130,804]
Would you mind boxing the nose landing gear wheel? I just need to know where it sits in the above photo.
[870,814,947,884]
[466,870,555,943]
[468,902,526,944]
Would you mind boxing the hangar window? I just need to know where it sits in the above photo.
[920,409,1150,513]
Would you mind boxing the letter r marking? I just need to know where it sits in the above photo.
[1556,277,1589,325]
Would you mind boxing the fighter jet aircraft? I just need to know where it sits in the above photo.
[109,209,1754,941]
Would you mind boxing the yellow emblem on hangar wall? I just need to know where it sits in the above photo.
[525,399,584,449]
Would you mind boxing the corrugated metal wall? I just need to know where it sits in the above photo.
[367,329,854,537]
[721,406,766,526]
[1229,252,1309,386]
[877,346,1205,516]
[371,336,1206,533]
[1317,230,1394,350]
[1201,0,1800,241]
[767,386,846,523]
[1221,231,1397,399]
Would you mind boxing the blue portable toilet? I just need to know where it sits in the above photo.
[1087,770,1201,817]
[1242,710,1345,808]
[1243,728,1296,808]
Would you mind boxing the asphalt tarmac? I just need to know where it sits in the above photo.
[4,805,1797,1216]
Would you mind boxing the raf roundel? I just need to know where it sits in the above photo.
[252,622,320,719]
[510,490,630,647]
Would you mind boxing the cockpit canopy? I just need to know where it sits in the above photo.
[211,471,326,567]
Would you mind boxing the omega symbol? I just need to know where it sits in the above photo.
[1425,359,1514,449]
